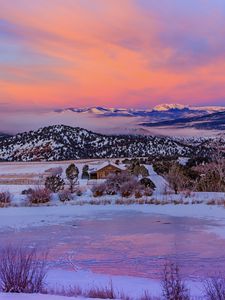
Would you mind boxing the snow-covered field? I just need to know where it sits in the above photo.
[0,160,225,299]
[0,295,87,300]
[0,203,225,299]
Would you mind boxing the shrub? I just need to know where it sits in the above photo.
[45,175,65,193]
[105,171,134,194]
[128,161,149,177]
[204,276,225,300]
[21,188,34,195]
[0,192,11,206]
[144,187,153,197]
[76,189,83,197]
[120,178,140,198]
[0,245,47,293]
[58,190,72,202]
[139,178,156,190]
[135,190,143,199]
[162,262,190,300]
[92,183,106,197]
[28,187,51,204]
[153,160,172,175]
[196,170,225,192]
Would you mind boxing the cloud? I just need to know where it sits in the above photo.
[0,0,225,111]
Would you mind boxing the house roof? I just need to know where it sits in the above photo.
[89,162,126,174]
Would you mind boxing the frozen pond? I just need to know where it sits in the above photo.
[1,208,225,281]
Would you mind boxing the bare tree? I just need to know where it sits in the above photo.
[162,262,190,300]
[166,164,188,194]
[0,245,48,293]
[204,276,225,300]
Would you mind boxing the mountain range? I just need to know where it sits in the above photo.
[1,104,225,138]
[0,125,210,162]
[55,104,225,120]
[141,110,225,131]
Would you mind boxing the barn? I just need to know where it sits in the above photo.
[89,162,126,180]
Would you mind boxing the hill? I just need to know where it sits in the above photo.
[0,125,207,161]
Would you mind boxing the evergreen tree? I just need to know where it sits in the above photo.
[81,164,89,179]
[66,163,79,192]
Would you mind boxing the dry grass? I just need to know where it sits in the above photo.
[85,282,116,299]
[48,281,133,299]
[0,245,48,293]
[207,199,225,206]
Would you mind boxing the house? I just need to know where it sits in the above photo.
[89,162,126,180]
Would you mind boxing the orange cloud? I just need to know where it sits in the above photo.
[0,0,225,110]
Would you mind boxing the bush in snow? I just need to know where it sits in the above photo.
[0,245,47,293]
[21,188,34,195]
[45,175,65,193]
[135,188,143,199]
[0,192,11,206]
[105,171,135,194]
[128,161,149,177]
[66,163,79,193]
[196,169,225,192]
[28,187,51,205]
[139,177,156,190]
[204,276,225,300]
[92,183,107,197]
[144,187,154,197]
[119,178,140,198]
[153,160,173,175]
[162,262,190,300]
[58,190,73,202]
[76,189,83,197]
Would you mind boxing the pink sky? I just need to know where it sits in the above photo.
[1,0,225,112]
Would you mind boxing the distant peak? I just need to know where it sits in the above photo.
[153,104,188,111]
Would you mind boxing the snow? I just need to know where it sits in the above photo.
[0,204,225,237]
[153,103,188,111]
[47,269,161,298]
[0,294,100,300]
[145,164,168,194]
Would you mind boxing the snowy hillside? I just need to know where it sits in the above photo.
[0,125,207,162]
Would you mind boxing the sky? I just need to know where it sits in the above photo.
[1,0,225,113]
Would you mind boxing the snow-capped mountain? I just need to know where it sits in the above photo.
[152,103,225,113]
[54,104,225,121]
[0,125,208,161]
[153,104,188,111]
[56,104,225,115]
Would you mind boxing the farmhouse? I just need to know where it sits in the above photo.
[89,162,126,180]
